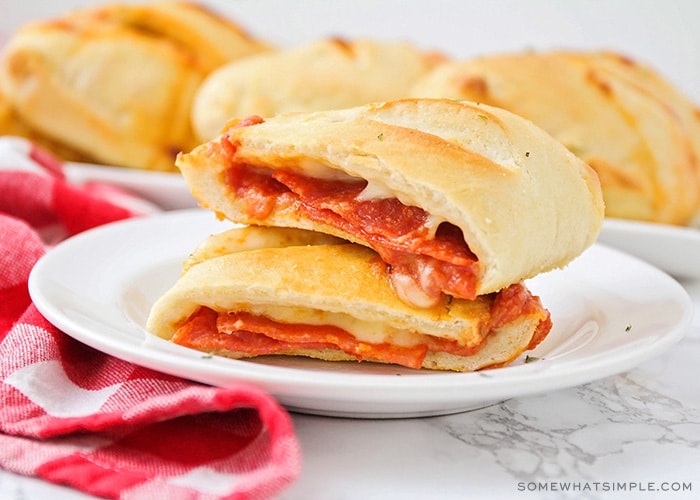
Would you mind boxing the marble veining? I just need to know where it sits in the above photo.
[421,338,700,498]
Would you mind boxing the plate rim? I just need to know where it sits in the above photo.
[602,216,700,239]
[599,217,700,279]
[63,162,197,210]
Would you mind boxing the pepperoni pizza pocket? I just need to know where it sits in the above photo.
[147,227,552,372]
[176,98,604,308]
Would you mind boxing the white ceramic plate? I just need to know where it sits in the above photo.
[599,218,700,280]
[64,161,197,210]
[28,209,693,418]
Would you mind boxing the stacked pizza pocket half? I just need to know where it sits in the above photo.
[147,98,604,371]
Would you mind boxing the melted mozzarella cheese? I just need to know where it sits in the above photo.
[297,159,352,180]
[355,178,395,200]
[245,304,425,347]
[389,272,441,309]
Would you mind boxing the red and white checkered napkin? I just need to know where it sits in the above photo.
[0,137,301,499]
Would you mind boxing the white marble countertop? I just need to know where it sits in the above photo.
[2,278,698,499]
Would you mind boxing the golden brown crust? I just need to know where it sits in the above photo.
[177,98,604,296]
[149,243,493,343]
[410,50,700,225]
[182,225,345,272]
[0,1,270,171]
[191,37,446,141]
[67,2,271,70]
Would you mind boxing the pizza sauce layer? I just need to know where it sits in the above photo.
[171,283,552,370]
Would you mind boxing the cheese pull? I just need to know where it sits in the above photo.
[176,98,604,307]
[146,232,552,372]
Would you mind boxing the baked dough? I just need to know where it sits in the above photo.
[182,224,345,271]
[0,87,90,162]
[0,1,269,171]
[177,98,604,303]
[410,50,700,225]
[191,37,445,141]
[147,234,550,372]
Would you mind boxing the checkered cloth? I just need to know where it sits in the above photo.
[0,137,301,499]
